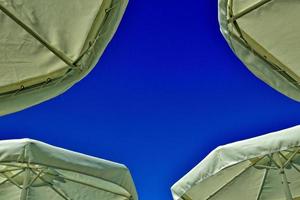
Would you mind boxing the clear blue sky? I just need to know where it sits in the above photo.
[1,1,300,199]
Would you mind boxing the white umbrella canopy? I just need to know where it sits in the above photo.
[219,0,300,101]
[0,139,137,200]
[0,0,128,116]
[171,125,300,200]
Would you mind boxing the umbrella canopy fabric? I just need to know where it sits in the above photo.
[0,0,128,116]
[219,0,300,101]
[0,139,138,200]
[171,125,300,200]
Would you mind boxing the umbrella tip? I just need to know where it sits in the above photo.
[20,138,38,145]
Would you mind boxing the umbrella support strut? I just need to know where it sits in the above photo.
[269,153,294,200]
[280,169,293,200]
[20,168,30,200]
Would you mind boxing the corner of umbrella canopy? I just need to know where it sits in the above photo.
[0,138,138,200]
[171,125,300,200]
[171,185,187,200]
[0,0,130,116]
[218,0,300,102]
[18,138,40,146]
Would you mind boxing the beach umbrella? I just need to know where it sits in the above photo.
[0,0,128,116]
[0,139,137,200]
[219,0,300,101]
[171,125,300,200]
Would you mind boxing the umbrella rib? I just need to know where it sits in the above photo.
[0,168,23,174]
[255,168,270,200]
[2,172,23,189]
[49,186,71,200]
[30,169,72,200]
[225,0,300,89]
[27,169,44,188]
[227,0,248,45]
[278,152,300,173]
[0,3,75,68]
[228,0,273,23]
[20,168,31,200]
[280,168,293,200]
[0,169,24,187]
[0,169,25,189]
[206,157,264,200]
[290,162,300,173]
[276,155,294,200]
[228,31,300,88]
[279,149,300,168]
[0,163,45,172]
[267,154,281,168]
[0,160,132,197]
[255,165,277,170]
[269,152,295,200]
[37,169,131,199]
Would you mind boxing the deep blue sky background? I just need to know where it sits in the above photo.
[1,1,300,199]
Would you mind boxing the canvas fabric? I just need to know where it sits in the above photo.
[218,0,300,102]
[0,0,128,116]
[0,139,138,200]
[171,125,300,200]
